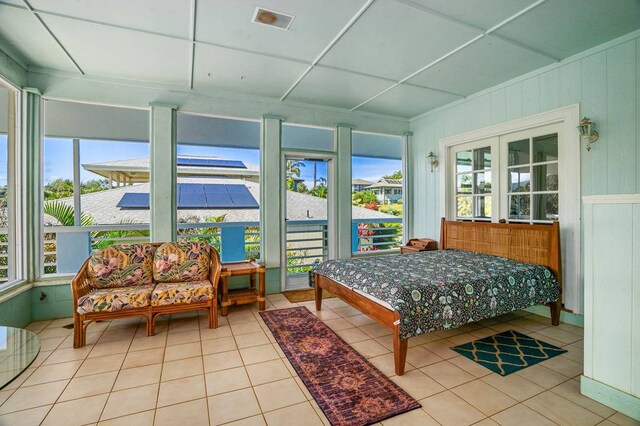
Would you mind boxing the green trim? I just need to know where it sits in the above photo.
[524,305,584,327]
[581,376,640,421]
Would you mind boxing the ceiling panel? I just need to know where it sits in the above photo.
[193,44,308,98]
[494,0,640,59]
[320,0,480,81]
[42,14,190,86]
[358,83,460,118]
[0,5,77,71]
[286,66,393,110]
[28,0,192,39]
[196,0,369,62]
[407,36,554,96]
[404,0,535,30]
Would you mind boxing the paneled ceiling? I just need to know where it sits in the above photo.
[1,0,639,119]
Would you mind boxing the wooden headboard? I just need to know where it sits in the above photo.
[439,218,562,295]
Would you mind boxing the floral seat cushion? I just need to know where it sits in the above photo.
[87,244,155,289]
[151,280,214,306]
[153,242,211,283]
[77,285,153,314]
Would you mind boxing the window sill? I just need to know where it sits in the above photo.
[0,280,31,304]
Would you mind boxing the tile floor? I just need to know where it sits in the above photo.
[1,294,638,426]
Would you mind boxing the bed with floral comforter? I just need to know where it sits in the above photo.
[314,250,560,340]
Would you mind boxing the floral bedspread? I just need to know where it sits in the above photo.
[314,250,560,339]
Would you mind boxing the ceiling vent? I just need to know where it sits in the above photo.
[252,7,294,30]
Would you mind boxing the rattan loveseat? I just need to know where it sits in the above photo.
[71,241,222,348]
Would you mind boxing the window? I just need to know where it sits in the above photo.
[452,145,493,221]
[0,82,17,285]
[351,132,403,253]
[42,101,149,275]
[176,113,260,263]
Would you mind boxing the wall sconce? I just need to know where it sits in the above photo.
[577,117,599,151]
[427,151,439,173]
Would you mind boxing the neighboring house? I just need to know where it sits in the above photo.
[365,178,402,205]
[45,158,396,225]
[351,178,374,192]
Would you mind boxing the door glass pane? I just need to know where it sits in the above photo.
[508,167,530,192]
[509,194,531,220]
[456,151,472,173]
[533,164,558,191]
[474,196,491,218]
[508,139,530,166]
[456,196,472,218]
[457,174,472,194]
[534,194,558,221]
[532,134,558,162]
[474,172,491,194]
[474,147,491,170]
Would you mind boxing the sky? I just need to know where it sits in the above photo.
[39,138,402,188]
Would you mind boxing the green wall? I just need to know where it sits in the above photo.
[0,48,27,88]
[0,289,32,327]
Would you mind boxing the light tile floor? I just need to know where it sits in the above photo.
[1,294,638,426]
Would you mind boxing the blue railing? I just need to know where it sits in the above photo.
[41,218,402,276]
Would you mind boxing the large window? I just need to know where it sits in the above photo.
[175,113,261,263]
[42,101,149,275]
[351,132,403,253]
[0,82,17,285]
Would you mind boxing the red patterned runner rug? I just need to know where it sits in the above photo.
[260,307,420,426]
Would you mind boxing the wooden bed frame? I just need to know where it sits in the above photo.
[314,218,562,376]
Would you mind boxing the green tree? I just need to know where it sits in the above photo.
[81,179,110,194]
[351,190,377,206]
[43,200,95,226]
[44,179,74,200]
[309,177,327,198]
[383,170,402,180]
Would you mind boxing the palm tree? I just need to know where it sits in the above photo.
[43,200,95,226]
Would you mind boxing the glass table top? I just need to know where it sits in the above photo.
[0,326,41,389]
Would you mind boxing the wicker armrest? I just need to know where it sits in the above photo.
[71,258,92,303]
[209,247,222,291]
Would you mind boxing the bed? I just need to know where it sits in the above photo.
[314,218,562,376]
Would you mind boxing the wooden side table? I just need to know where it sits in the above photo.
[220,260,265,316]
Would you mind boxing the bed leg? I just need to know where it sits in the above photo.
[393,328,407,376]
[314,282,323,311]
[548,301,561,326]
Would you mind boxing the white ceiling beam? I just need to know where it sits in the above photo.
[279,0,376,102]
[21,0,84,74]
[351,0,548,111]
[394,0,559,62]
[189,0,197,90]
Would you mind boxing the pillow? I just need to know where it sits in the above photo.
[87,244,155,289]
[153,241,211,283]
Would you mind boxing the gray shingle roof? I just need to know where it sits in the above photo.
[44,177,397,225]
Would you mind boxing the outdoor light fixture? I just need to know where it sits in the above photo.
[427,151,439,173]
[577,117,599,151]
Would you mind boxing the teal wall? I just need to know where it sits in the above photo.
[0,289,32,328]
[31,285,73,321]
[409,30,640,239]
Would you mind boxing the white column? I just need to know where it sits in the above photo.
[149,103,177,242]
[22,88,42,281]
[336,124,353,259]
[260,115,283,267]
[402,131,413,241]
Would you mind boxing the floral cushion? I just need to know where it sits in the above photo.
[87,244,155,289]
[151,280,214,306]
[153,241,211,283]
[77,285,153,314]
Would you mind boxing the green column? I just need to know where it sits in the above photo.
[22,88,42,281]
[336,124,353,259]
[149,103,177,242]
[402,131,413,241]
[260,115,283,268]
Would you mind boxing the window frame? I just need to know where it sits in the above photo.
[439,104,581,313]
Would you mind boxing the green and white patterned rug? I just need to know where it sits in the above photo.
[451,329,567,376]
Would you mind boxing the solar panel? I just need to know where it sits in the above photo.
[117,193,150,209]
[117,184,258,210]
[176,157,247,169]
